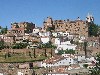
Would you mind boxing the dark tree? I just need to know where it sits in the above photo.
[33,48,36,58]
[15,25,19,28]
[44,49,47,57]
[0,41,5,50]
[51,49,52,57]
[88,23,99,37]
[83,64,88,68]
[29,51,32,58]
[84,41,87,58]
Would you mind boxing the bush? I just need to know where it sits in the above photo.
[11,43,28,49]
[57,49,75,55]
[83,64,88,68]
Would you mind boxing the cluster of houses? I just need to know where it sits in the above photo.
[0,14,100,75]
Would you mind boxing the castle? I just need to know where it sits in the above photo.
[43,13,94,37]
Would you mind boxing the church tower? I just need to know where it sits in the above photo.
[86,13,94,23]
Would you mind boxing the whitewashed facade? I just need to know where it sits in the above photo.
[33,28,40,34]
[55,41,77,53]
[75,55,85,62]
[41,37,50,44]
[41,55,76,68]
[0,73,3,75]
[39,32,51,37]
[18,72,24,75]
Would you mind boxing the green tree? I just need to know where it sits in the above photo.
[0,26,1,29]
[0,41,5,50]
[57,50,64,55]
[65,49,75,54]
[83,64,88,68]
[24,23,34,33]
[97,25,100,35]
[70,39,74,44]
[0,26,8,34]
[41,41,55,48]
[33,48,36,58]
[57,49,75,55]
[12,43,28,49]
[88,23,99,37]
[29,51,32,58]
[15,25,19,28]
[84,41,87,58]
[51,49,53,57]
[46,26,55,32]
[44,49,47,57]
[89,53,100,75]
[7,52,11,57]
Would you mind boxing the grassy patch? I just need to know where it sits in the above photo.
[0,53,47,63]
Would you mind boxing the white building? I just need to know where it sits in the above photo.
[55,40,77,53]
[55,38,60,45]
[57,44,76,50]
[33,28,40,34]
[52,31,69,37]
[18,72,23,75]
[39,32,51,37]
[0,73,3,75]
[86,13,94,23]
[86,57,96,62]
[41,55,76,68]
[41,37,50,44]
[75,54,86,62]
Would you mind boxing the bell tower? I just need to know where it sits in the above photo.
[86,13,94,23]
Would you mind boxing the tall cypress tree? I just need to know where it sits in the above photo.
[84,41,87,58]
[44,49,47,57]
[33,48,36,58]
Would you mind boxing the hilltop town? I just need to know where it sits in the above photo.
[0,14,100,75]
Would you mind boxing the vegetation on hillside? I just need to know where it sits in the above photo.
[46,25,55,32]
[88,22,100,37]
[0,41,5,50]
[0,26,8,34]
[57,49,75,55]
[89,53,100,75]
[39,41,57,49]
[11,43,28,49]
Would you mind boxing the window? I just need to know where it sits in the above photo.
[66,29,68,31]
